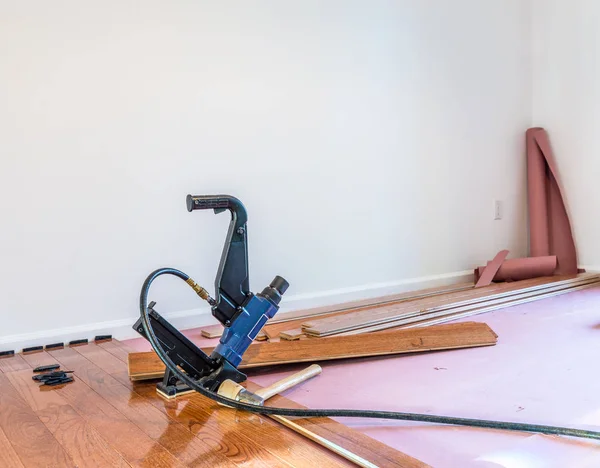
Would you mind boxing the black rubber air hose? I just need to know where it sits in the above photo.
[139,268,600,441]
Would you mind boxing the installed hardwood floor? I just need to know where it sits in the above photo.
[0,353,30,372]
[0,340,423,467]
[49,346,288,467]
[68,343,343,467]
[0,372,74,467]
[6,368,129,468]
[0,424,25,468]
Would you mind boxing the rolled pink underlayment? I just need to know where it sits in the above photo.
[476,256,557,283]
[526,128,578,275]
[475,250,509,287]
[475,129,579,285]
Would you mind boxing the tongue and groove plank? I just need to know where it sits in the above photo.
[5,369,130,468]
[203,282,475,339]
[127,321,497,381]
[199,324,225,338]
[241,322,497,365]
[77,343,352,468]
[335,280,600,336]
[302,274,600,337]
[260,282,475,339]
[128,350,176,381]
[0,373,74,468]
[302,275,566,334]
[279,328,307,340]
[280,275,596,340]
[264,310,363,340]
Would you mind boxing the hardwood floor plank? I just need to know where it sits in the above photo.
[303,277,559,333]
[54,346,175,439]
[21,350,63,368]
[264,310,360,340]
[52,346,282,467]
[128,322,497,380]
[279,328,308,340]
[199,324,223,338]
[62,377,187,467]
[335,280,600,336]
[243,322,497,365]
[0,425,25,468]
[208,282,475,339]
[37,349,189,467]
[0,354,31,372]
[4,344,367,467]
[132,379,350,467]
[84,343,348,467]
[128,351,173,380]
[16,351,181,467]
[0,373,74,467]
[303,274,600,336]
[76,341,126,374]
[5,369,130,468]
[98,339,131,363]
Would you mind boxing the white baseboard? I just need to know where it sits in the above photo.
[0,269,473,353]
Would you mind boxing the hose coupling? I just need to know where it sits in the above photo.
[186,278,216,306]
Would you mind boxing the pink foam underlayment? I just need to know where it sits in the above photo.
[475,128,578,284]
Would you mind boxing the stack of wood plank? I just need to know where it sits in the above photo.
[253,273,600,341]
[200,282,477,340]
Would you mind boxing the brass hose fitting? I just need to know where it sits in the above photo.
[186,278,216,305]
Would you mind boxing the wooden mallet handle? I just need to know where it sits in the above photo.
[255,364,322,401]
[218,364,322,405]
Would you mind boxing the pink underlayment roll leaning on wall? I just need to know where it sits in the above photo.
[475,128,579,286]
[526,128,578,275]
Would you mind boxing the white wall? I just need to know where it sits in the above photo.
[0,1,532,348]
[532,0,600,270]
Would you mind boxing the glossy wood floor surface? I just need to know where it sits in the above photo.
[0,340,420,467]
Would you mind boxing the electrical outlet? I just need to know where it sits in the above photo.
[494,200,502,220]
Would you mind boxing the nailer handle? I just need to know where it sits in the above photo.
[186,194,247,222]
[185,194,249,325]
